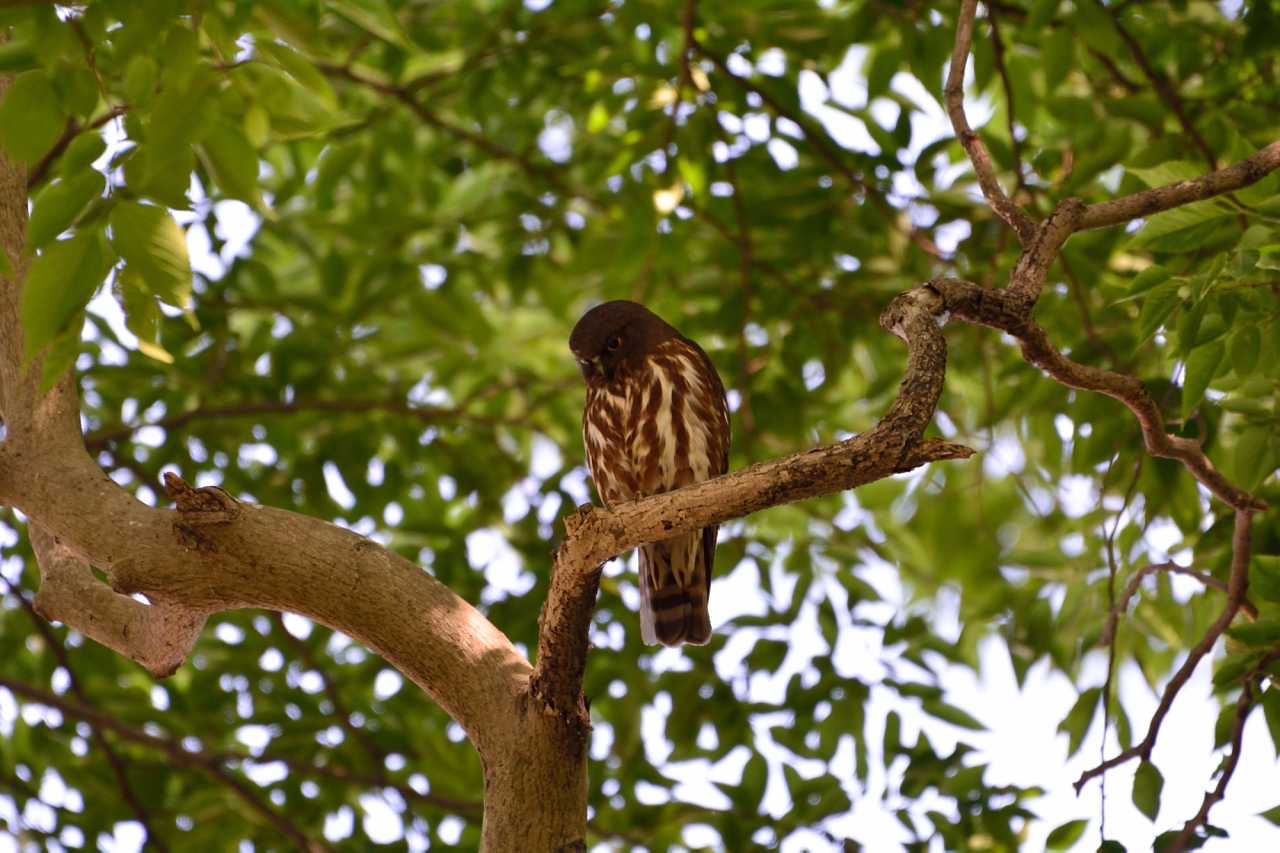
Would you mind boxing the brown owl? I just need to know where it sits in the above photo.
[569,301,730,646]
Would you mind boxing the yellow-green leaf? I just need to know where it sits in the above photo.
[108,201,192,308]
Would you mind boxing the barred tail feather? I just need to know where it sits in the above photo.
[638,531,713,647]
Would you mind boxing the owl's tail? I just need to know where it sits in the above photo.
[638,528,714,646]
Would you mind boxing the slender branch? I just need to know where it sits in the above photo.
[944,0,1037,244]
[26,106,128,190]
[929,278,1267,512]
[987,7,1026,195]
[1079,141,1280,231]
[0,676,328,850]
[1,575,170,851]
[1075,511,1254,791]
[659,0,699,169]
[1170,652,1280,852]
[724,157,758,455]
[691,38,946,259]
[317,62,579,201]
[271,612,388,779]
[1101,0,1216,169]
[1100,560,1259,646]
[84,397,521,450]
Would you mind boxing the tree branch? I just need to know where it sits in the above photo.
[1100,560,1259,647]
[945,0,1037,244]
[0,676,328,851]
[1075,510,1254,792]
[529,281,973,722]
[1101,0,1217,169]
[29,525,206,678]
[691,38,947,259]
[1,573,171,851]
[1170,651,1279,852]
[928,277,1267,512]
[1078,141,1280,231]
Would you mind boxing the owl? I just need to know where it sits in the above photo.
[569,301,730,646]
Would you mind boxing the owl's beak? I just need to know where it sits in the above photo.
[576,357,601,380]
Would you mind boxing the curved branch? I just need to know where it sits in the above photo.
[530,282,973,721]
[929,277,1267,512]
[945,0,1037,244]
[1100,560,1259,647]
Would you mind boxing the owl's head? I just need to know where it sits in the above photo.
[569,300,677,384]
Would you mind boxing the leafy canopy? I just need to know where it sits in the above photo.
[2,0,1279,850]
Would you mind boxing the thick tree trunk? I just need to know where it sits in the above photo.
[482,709,588,850]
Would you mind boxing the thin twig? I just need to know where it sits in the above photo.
[1100,560,1258,647]
[659,0,699,172]
[26,106,128,190]
[1169,651,1280,852]
[724,157,758,456]
[0,578,169,851]
[317,62,581,202]
[691,38,947,259]
[944,0,1036,244]
[987,7,1027,195]
[1101,0,1217,169]
[271,612,388,780]
[1075,511,1254,792]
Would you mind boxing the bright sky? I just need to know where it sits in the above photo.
[2,10,1275,853]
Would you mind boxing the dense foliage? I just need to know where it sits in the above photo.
[1,0,1278,850]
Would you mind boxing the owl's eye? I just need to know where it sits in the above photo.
[606,335,623,351]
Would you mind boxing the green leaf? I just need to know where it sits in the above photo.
[1098,841,1128,853]
[115,264,174,364]
[0,69,67,166]
[122,54,159,106]
[1042,28,1074,92]
[1132,760,1163,822]
[0,40,38,72]
[1236,425,1274,492]
[1252,556,1280,603]
[1136,286,1179,342]
[1128,160,1205,188]
[1181,340,1225,419]
[108,202,192,308]
[200,120,263,206]
[19,230,113,361]
[1045,819,1088,850]
[1125,265,1172,299]
[922,700,984,731]
[437,162,515,219]
[329,0,412,49]
[1227,618,1280,647]
[59,132,106,175]
[1130,201,1233,250]
[1257,244,1280,271]
[256,41,338,106]
[1058,686,1100,757]
[1229,326,1261,376]
[27,170,105,250]
[865,47,901,100]
[1262,690,1280,750]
